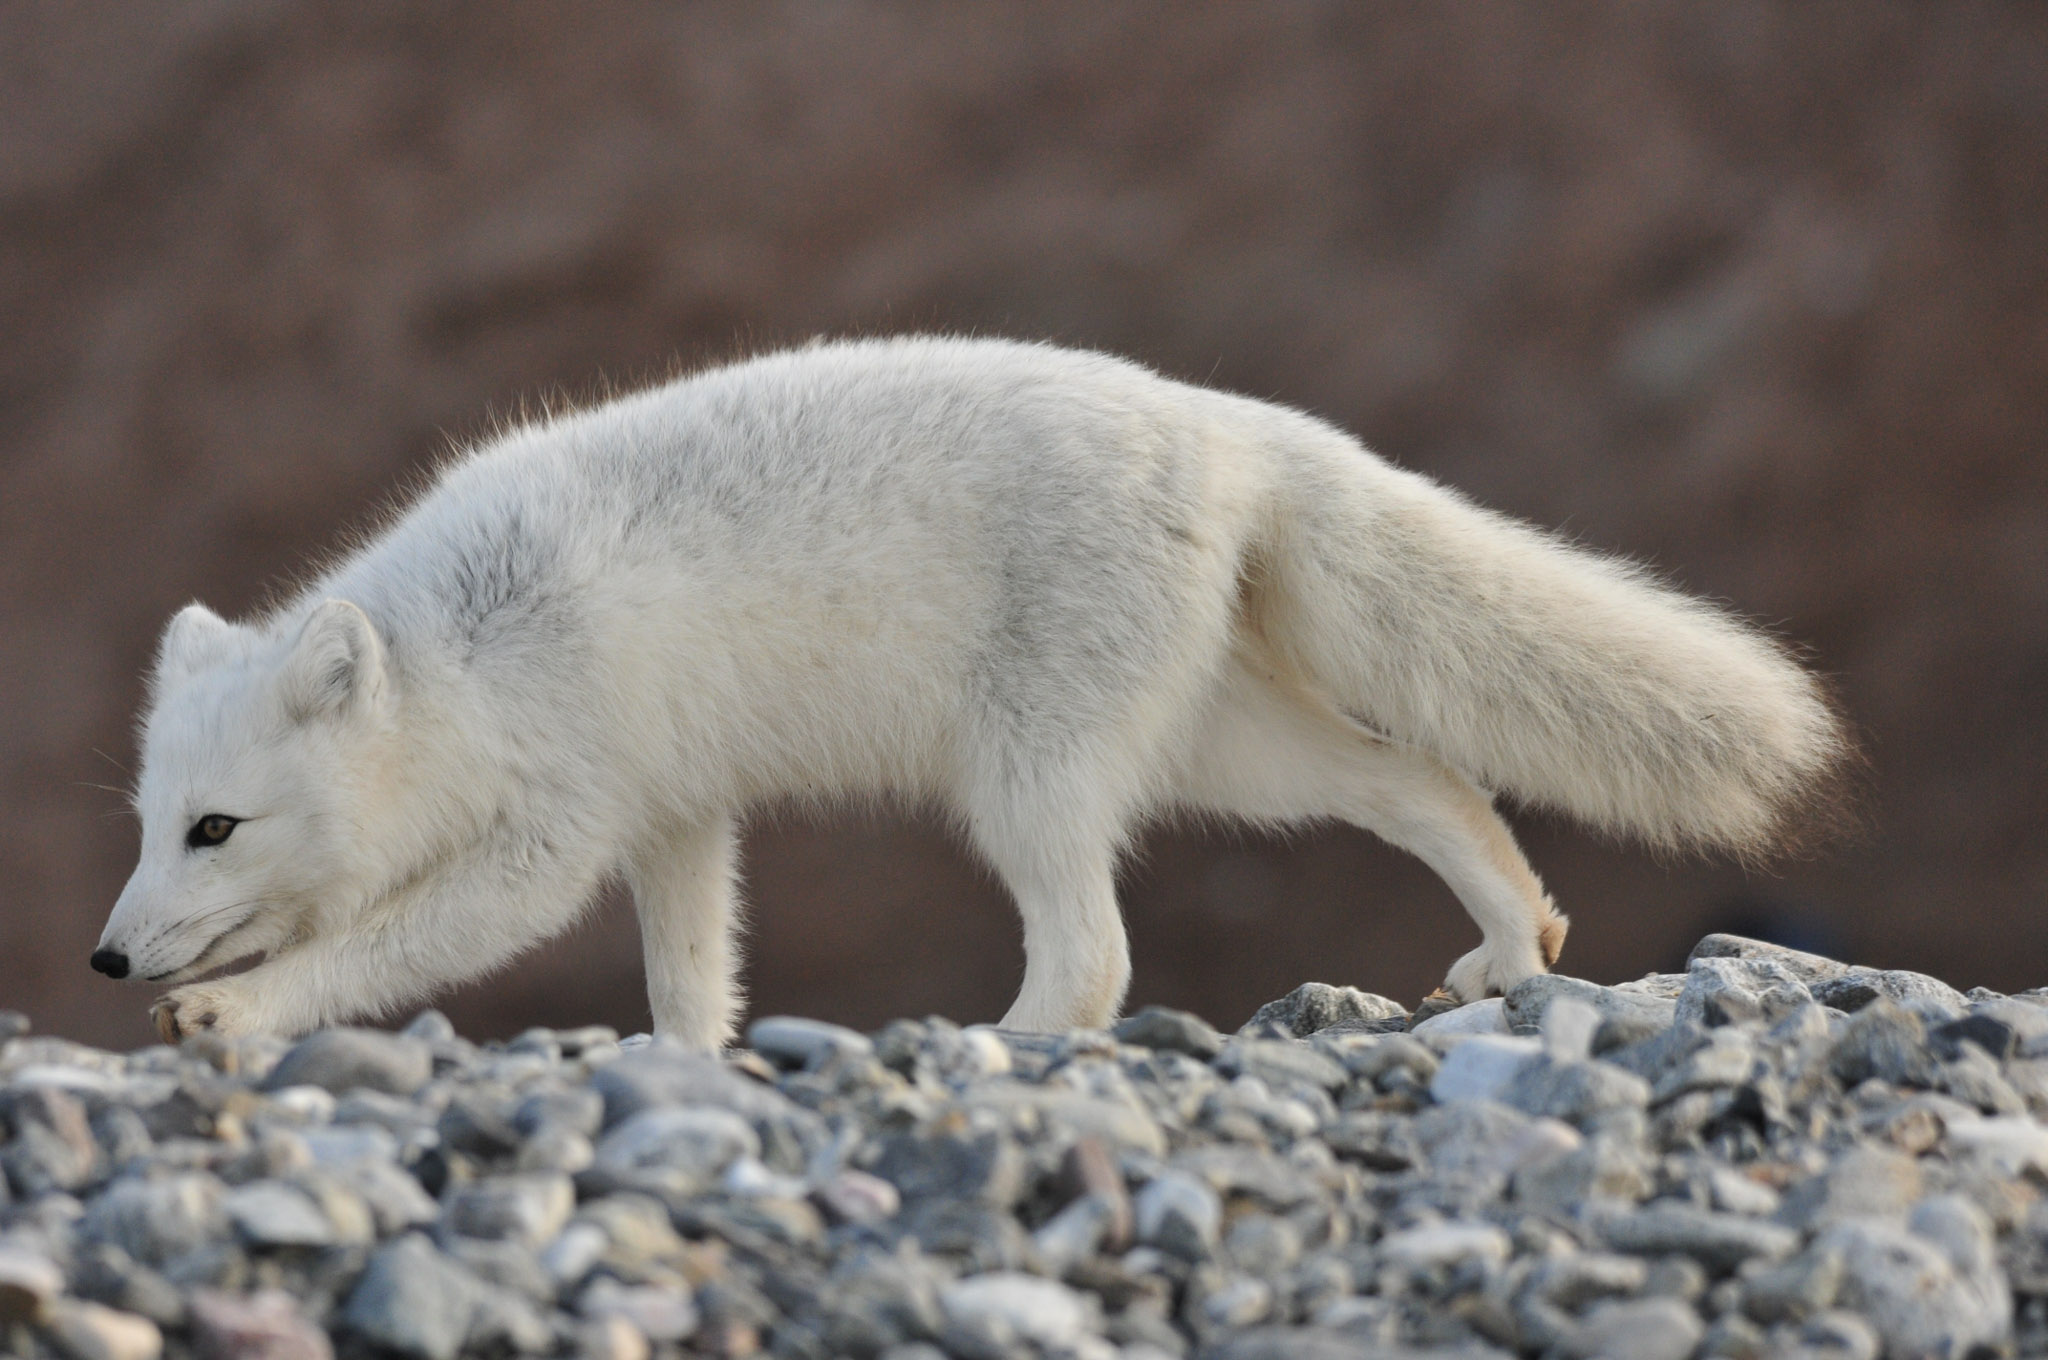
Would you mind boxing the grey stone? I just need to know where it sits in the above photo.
[747,1015,875,1069]
[435,1088,520,1157]
[188,1288,333,1360]
[1933,1011,2019,1061]
[1741,1246,1843,1324]
[511,1084,604,1140]
[1416,1100,1579,1191]
[1325,1111,1422,1171]
[262,1029,432,1097]
[330,1157,438,1236]
[80,1173,229,1267]
[1775,1145,1922,1231]
[1600,1203,1799,1272]
[1829,999,1937,1087]
[340,1233,480,1360]
[1563,1296,1704,1360]
[1134,1171,1221,1260]
[67,1247,185,1329]
[1505,974,1678,1047]
[400,1010,457,1042]
[1514,1132,1652,1213]
[222,1181,334,1248]
[1822,1196,2011,1359]
[592,1104,759,1190]
[1688,934,1849,981]
[1,1086,100,1196]
[1676,956,1815,1028]
[1502,1056,1652,1125]
[1240,983,1407,1038]
[1214,1038,1348,1093]
[868,1125,1024,1207]
[1650,1027,1757,1103]
[1172,1144,1326,1209]
[440,1171,575,1246]
[1937,1040,2026,1114]
[1329,1032,1439,1086]
[1200,1275,1275,1328]
[1113,1006,1224,1059]
[962,1084,1167,1156]
[1812,968,1969,1017]
[1793,1309,1881,1360]
[1606,1018,1713,1082]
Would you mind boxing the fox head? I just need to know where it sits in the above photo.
[94,599,393,985]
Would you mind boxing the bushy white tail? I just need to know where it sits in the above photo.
[1258,438,1855,858]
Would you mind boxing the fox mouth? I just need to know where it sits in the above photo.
[144,908,261,982]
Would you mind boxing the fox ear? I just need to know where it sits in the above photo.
[280,599,386,721]
[153,604,237,691]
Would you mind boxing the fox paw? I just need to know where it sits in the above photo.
[151,981,252,1044]
[1442,940,1546,1005]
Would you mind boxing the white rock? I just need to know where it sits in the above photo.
[45,1299,163,1360]
[1541,996,1602,1062]
[1946,1114,2048,1177]
[1411,997,1511,1041]
[580,1280,698,1344]
[1429,1034,1542,1103]
[941,1272,1092,1350]
[1377,1222,1512,1271]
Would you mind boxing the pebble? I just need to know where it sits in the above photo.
[1237,982,1407,1038]
[339,1233,481,1360]
[579,1278,699,1344]
[746,1016,875,1070]
[188,1288,333,1360]
[0,1243,64,1321]
[939,1272,1091,1351]
[261,1029,431,1097]
[0,934,2044,1359]
[1133,1171,1221,1260]
[1409,995,1511,1039]
[1428,1033,1541,1102]
[44,1298,163,1360]
[1112,1007,1224,1059]
[222,1182,334,1248]
[1565,1295,1703,1360]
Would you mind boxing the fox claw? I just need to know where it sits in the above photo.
[151,983,240,1044]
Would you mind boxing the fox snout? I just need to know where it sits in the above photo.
[90,948,130,979]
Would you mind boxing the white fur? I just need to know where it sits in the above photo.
[97,336,1849,1047]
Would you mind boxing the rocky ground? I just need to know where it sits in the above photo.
[3,935,2047,1360]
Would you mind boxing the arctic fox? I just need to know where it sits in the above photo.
[94,336,1851,1049]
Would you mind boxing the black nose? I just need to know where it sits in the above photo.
[90,949,129,979]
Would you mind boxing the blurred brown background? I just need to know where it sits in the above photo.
[3,3,2045,1049]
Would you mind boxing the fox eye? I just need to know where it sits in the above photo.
[185,814,239,849]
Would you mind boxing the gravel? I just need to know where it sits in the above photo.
[4,935,2048,1357]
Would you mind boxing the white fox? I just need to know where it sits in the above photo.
[95,336,1851,1049]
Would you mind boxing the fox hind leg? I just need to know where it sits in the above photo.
[1172,653,1566,1002]
[625,813,744,1050]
